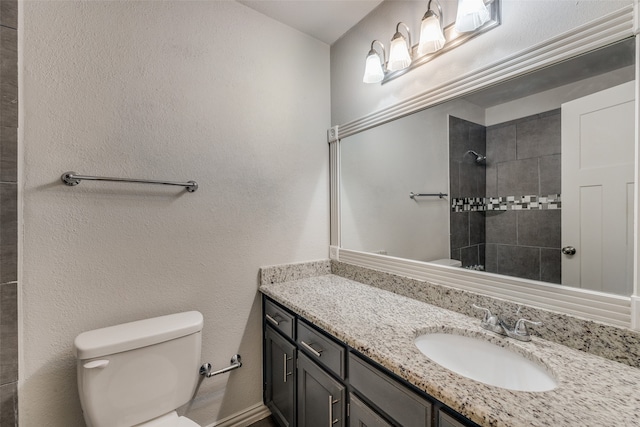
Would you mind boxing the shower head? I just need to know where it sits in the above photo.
[464,150,486,164]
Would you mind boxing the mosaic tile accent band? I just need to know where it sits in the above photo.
[451,194,561,212]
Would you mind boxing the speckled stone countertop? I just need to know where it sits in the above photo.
[260,274,640,427]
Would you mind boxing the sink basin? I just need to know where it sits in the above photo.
[414,332,557,392]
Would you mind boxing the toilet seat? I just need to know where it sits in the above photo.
[134,411,201,427]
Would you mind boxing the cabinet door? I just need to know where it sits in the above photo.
[349,395,392,427]
[298,352,346,427]
[265,326,296,427]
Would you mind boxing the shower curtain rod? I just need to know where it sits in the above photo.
[61,171,198,193]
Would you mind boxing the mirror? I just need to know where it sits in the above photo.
[340,37,635,296]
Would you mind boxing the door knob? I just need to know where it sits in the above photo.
[562,246,577,255]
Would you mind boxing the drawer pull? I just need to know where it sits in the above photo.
[328,395,340,425]
[300,340,323,358]
[266,313,283,326]
[283,354,293,383]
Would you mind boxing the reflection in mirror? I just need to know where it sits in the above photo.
[340,37,635,296]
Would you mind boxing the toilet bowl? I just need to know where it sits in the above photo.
[74,311,204,427]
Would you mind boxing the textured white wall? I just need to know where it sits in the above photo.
[331,0,633,125]
[20,1,329,426]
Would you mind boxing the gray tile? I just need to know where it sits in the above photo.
[486,210,517,245]
[485,243,497,273]
[459,161,485,198]
[485,163,497,197]
[0,381,17,426]
[460,245,479,267]
[517,210,561,248]
[487,123,516,164]
[516,112,561,159]
[478,243,486,269]
[541,248,561,284]
[0,183,16,283]
[0,282,17,385]
[497,245,541,281]
[0,27,16,87]
[450,247,461,261]
[0,127,15,183]
[450,212,469,249]
[449,162,460,198]
[0,1,16,30]
[469,211,485,245]
[497,157,539,196]
[539,154,561,195]
[449,116,470,162]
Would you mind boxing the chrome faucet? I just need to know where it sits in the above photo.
[472,304,541,342]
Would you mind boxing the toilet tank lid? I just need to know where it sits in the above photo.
[74,311,203,360]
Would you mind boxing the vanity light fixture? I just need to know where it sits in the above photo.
[418,0,445,55]
[362,40,386,83]
[454,0,490,32]
[362,0,500,84]
[387,22,412,72]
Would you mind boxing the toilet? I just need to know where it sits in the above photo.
[429,258,463,267]
[74,311,204,427]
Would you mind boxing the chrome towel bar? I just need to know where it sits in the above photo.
[410,192,448,199]
[61,171,198,193]
[200,354,242,378]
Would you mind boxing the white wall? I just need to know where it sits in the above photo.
[341,99,483,261]
[331,0,632,126]
[20,1,329,426]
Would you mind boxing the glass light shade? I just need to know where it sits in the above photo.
[454,0,490,33]
[418,13,445,55]
[363,51,385,83]
[388,34,412,71]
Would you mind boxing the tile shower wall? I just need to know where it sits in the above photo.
[449,116,486,269]
[485,110,561,282]
[0,0,17,425]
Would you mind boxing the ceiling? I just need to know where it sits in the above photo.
[238,0,384,45]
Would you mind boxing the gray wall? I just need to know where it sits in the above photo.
[449,111,562,283]
[0,0,17,425]
[485,110,561,283]
[449,116,486,269]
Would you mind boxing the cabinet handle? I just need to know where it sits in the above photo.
[282,354,292,383]
[328,395,339,425]
[300,340,323,358]
[266,313,282,326]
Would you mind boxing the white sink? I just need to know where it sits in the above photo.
[414,332,557,392]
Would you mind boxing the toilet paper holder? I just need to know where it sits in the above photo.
[200,354,242,378]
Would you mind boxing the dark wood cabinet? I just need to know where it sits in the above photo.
[297,352,346,427]
[263,296,478,427]
[265,325,296,427]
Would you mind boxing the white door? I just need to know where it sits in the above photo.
[561,81,635,295]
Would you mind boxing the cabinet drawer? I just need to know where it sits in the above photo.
[264,299,295,339]
[297,320,345,379]
[350,394,392,427]
[439,411,467,427]
[349,353,432,427]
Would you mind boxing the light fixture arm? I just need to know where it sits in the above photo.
[393,22,412,51]
[424,0,444,32]
[369,40,386,69]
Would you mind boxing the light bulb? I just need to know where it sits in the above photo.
[455,0,490,33]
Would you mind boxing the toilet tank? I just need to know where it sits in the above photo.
[74,311,204,427]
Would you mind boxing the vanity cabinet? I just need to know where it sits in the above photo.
[265,325,296,427]
[298,352,346,427]
[263,296,478,427]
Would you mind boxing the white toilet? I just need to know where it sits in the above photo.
[74,311,204,427]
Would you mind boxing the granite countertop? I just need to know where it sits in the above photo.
[260,274,640,427]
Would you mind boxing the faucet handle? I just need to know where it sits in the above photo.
[514,318,542,337]
[472,304,492,322]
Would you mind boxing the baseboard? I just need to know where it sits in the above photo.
[206,403,271,427]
